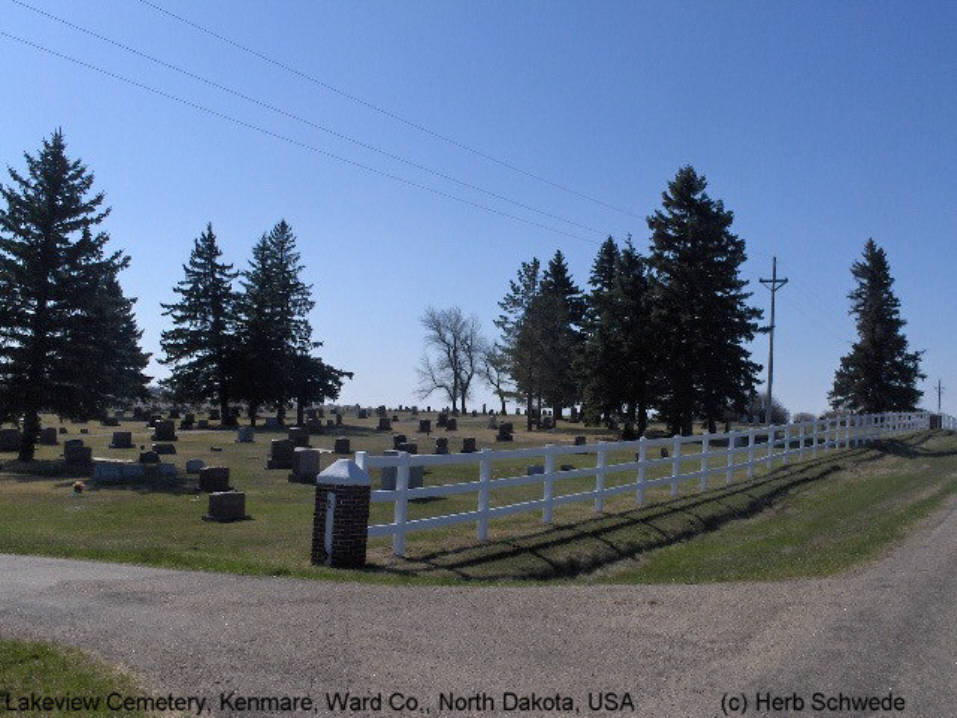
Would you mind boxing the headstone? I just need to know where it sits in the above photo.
[496,422,514,442]
[79,428,89,434]
[152,443,176,455]
[379,450,424,490]
[267,439,295,469]
[357,409,368,419]
[375,405,386,417]
[377,417,391,431]
[434,437,449,454]
[264,417,281,429]
[542,416,554,430]
[185,458,205,474]
[305,418,324,434]
[236,426,255,443]
[574,435,587,446]
[288,427,310,447]
[110,431,133,449]
[204,491,247,522]
[305,408,318,421]
[138,451,159,464]
[58,427,67,435]
[660,447,669,458]
[392,415,399,423]
[326,419,335,428]
[437,412,448,428]
[527,464,544,475]
[289,447,321,483]
[92,459,145,483]
[63,440,91,465]
[151,420,177,442]
[334,437,351,454]
[316,408,325,418]
[198,466,230,492]
[418,419,431,434]
[101,416,119,427]
[311,460,371,568]
[472,410,478,417]
[487,415,499,429]
[461,437,477,453]
[209,409,221,421]
[335,414,343,426]
[570,407,580,422]
[197,419,209,430]
[396,442,418,455]
[169,409,181,419]
[392,434,407,449]
[39,427,58,445]
[446,418,458,431]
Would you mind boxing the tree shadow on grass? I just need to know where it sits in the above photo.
[366,432,947,582]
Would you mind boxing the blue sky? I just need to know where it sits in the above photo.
[2,0,955,416]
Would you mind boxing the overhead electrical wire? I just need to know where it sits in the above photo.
[134,0,643,220]
[10,0,608,237]
[0,29,600,245]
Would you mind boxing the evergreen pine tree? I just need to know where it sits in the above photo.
[494,258,542,429]
[236,220,316,424]
[829,239,924,412]
[160,223,240,422]
[580,237,623,425]
[0,131,150,460]
[614,239,656,436]
[539,250,585,419]
[647,166,762,434]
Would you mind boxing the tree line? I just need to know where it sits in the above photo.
[0,133,927,460]
[0,131,348,461]
[418,167,924,434]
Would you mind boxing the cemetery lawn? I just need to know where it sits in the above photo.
[0,413,954,584]
[0,639,155,717]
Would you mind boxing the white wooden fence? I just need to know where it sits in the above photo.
[356,411,939,557]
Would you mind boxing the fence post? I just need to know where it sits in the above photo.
[477,449,491,542]
[636,436,647,505]
[393,451,410,557]
[747,428,756,480]
[812,420,819,457]
[670,434,680,497]
[699,433,710,492]
[798,423,806,461]
[595,442,607,512]
[726,430,735,485]
[766,426,774,471]
[783,424,791,463]
[845,415,852,448]
[543,445,555,524]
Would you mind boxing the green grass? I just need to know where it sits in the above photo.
[0,639,156,717]
[1,413,954,584]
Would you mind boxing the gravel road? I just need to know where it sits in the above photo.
[2,495,954,717]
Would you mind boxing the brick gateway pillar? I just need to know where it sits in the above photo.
[311,459,371,568]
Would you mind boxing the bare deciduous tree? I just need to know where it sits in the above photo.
[416,306,484,414]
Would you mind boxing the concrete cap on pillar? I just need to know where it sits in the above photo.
[317,459,370,486]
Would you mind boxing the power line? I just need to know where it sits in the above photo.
[135,0,643,220]
[759,256,788,424]
[10,0,607,238]
[0,29,601,245]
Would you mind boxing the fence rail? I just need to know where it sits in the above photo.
[355,411,943,556]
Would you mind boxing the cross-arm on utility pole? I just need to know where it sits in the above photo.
[760,257,788,425]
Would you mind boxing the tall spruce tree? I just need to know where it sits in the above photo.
[494,257,543,429]
[580,237,623,425]
[160,223,240,422]
[647,166,762,434]
[237,220,316,424]
[538,250,585,420]
[613,239,656,436]
[829,239,924,412]
[0,131,150,460]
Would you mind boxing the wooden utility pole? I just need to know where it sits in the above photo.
[937,379,943,414]
[760,257,788,424]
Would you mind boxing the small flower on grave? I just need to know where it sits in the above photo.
[72,480,85,495]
